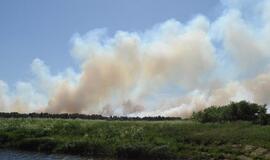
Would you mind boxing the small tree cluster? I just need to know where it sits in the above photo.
[0,112,181,121]
[192,101,270,125]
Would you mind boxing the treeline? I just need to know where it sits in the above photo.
[192,101,269,125]
[0,112,181,121]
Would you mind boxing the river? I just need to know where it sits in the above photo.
[0,149,94,160]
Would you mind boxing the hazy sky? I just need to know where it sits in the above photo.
[1,0,270,117]
[0,0,220,84]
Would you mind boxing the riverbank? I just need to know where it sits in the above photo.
[1,118,270,159]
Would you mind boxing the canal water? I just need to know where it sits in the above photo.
[0,149,94,160]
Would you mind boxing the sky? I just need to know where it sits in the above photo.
[0,0,220,84]
[1,0,270,117]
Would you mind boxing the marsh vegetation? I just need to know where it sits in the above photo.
[1,101,270,159]
[1,118,270,159]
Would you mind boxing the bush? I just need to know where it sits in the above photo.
[256,109,270,125]
[192,101,268,124]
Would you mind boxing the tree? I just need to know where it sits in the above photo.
[192,101,269,124]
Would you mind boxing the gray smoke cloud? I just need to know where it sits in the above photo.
[1,0,270,118]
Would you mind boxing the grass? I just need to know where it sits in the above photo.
[1,118,270,159]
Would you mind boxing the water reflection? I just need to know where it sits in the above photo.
[0,149,93,160]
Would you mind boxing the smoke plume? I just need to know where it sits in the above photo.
[1,0,270,118]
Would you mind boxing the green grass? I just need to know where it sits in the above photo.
[1,118,270,159]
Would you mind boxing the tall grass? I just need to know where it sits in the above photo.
[1,118,270,159]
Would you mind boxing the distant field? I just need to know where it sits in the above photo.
[1,118,270,159]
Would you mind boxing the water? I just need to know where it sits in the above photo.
[0,149,93,160]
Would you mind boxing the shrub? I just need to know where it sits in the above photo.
[192,101,268,124]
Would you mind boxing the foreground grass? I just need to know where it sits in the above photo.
[1,119,270,159]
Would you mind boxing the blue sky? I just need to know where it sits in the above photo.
[0,0,221,84]
[1,0,270,116]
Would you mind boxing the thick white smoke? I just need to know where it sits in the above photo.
[1,0,270,117]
